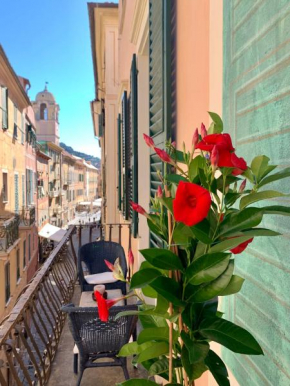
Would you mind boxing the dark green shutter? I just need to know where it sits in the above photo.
[149,0,173,247]
[121,91,129,219]
[117,113,122,210]
[130,54,138,238]
[1,86,8,130]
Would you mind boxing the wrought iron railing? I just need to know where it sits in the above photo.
[0,226,78,386]
[0,215,20,252]
[20,206,36,227]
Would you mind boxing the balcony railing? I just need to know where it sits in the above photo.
[0,215,20,252]
[0,226,77,385]
[48,189,60,198]
[20,206,36,227]
[0,223,132,385]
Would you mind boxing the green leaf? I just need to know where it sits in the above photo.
[240,190,289,210]
[218,208,264,237]
[154,294,169,313]
[118,341,153,357]
[173,223,192,246]
[224,192,241,206]
[237,228,281,237]
[189,260,234,302]
[137,327,178,344]
[219,275,244,296]
[181,346,208,381]
[209,236,253,253]
[200,317,263,355]
[117,380,159,386]
[191,219,212,244]
[205,350,230,386]
[263,205,290,216]
[140,248,184,271]
[258,167,290,188]
[208,111,223,133]
[150,277,185,307]
[189,156,206,182]
[137,341,169,363]
[251,155,276,182]
[186,253,231,285]
[172,150,187,164]
[161,197,173,213]
[181,331,209,364]
[130,268,162,290]
[148,357,182,377]
[242,168,255,183]
[147,218,165,240]
[142,285,158,298]
[166,174,187,184]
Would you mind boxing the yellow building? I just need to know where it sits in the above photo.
[0,45,37,321]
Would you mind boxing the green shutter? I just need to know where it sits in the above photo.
[1,86,8,130]
[130,54,138,238]
[117,113,122,210]
[14,174,19,213]
[121,91,129,219]
[149,0,173,246]
[223,1,290,384]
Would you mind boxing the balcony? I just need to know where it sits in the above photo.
[19,205,36,227]
[63,175,71,185]
[48,189,60,198]
[0,223,147,386]
[0,214,20,252]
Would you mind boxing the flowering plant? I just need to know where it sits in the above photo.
[117,113,290,386]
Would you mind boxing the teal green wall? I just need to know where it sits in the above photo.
[223,0,290,384]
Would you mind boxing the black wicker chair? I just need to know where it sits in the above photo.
[78,241,127,295]
[62,304,138,386]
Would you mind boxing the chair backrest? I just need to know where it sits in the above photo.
[78,241,127,279]
[62,304,137,356]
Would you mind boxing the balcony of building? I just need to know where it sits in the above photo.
[0,223,148,386]
[48,189,61,198]
[19,205,36,228]
[0,214,20,253]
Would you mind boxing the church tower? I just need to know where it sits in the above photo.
[32,83,60,145]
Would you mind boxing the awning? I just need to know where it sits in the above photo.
[38,223,67,242]
[92,198,102,207]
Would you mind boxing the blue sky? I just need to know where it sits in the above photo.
[0,0,117,158]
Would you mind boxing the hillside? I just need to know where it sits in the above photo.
[60,142,101,169]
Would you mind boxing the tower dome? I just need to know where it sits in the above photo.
[35,83,55,103]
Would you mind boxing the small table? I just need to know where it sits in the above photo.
[79,289,124,307]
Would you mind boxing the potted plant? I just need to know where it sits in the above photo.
[101,113,290,386]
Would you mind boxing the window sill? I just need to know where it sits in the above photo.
[2,200,8,204]
[5,297,11,308]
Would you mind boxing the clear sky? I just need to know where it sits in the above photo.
[0,0,117,158]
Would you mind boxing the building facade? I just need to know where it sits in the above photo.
[0,46,38,320]
[89,1,290,385]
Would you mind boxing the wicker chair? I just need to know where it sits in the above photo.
[78,241,127,294]
[62,304,138,386]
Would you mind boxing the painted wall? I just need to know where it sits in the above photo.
[222,1,290,385]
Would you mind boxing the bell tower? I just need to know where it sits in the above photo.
[32,83,60,145]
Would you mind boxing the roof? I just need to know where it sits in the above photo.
[87,2,118,100]
[35,85,56,103]
[36,149,51,160]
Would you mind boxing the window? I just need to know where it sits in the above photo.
[23,240,26,269]
[5,262,10,303]
[14,174,19,213]
[22,174,25,207]
[28,234,31,261]
[1,86,8,130]
[21,114,24,144]
[16,249,20,282]
[13,105,18,138]
[40,103,48,120]
[2,172,8,202]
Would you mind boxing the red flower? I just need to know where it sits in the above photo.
[94,291,125,322]
[201,123,207,138]
[173,181,211,226]
[157,186,163,198]
[131,201,146,215]
[218,151,247,176]
[192,128,199,147]
[128,249,134,266]
[196,133,235,153]
[239,179,247,193]
[154,147,173,164]
[104,259,114,271]
[230,238,253,254]
[143,133,155,148]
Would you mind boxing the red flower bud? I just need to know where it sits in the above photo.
[154,147,173,164]
[201,123,207,138]
[192,128,199,147]
[210,145,219,167]
[239,179,247,193]
[104,259,114,272]
[230,238,253,254]
[128,249,134,266]
[143,133,155,148]
[157,186,163,198]
[171,141,176,148]
[131,201,146,215]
